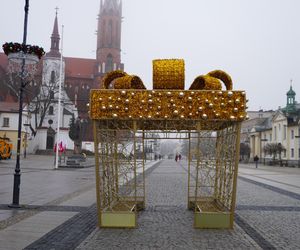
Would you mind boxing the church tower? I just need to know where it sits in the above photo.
[286,84,296,114]
[46,10,61,58]
[95,0,124,86]
[37,10,77,150]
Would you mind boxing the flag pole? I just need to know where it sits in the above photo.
[55,24,64,169]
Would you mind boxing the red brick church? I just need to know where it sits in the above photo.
[0,0,123,142]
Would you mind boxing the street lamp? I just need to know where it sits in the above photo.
[260,138,268,165]
[278,142,283,166]
[2,0,44,208]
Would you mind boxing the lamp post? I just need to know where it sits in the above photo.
[7,0,30,208]
[261,138,268,165]
[4,0,44,207]
[278,142,283,166]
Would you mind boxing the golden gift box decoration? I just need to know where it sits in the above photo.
[90,59,247,121]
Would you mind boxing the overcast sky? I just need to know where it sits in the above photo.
[1,0,300,111]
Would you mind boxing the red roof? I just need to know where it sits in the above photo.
[1,53,96,80]
[0,101,20,113]
[64,57,96,79]
[0,53,8,69]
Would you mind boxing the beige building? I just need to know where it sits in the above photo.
[245,86,300,166]
[0,102,29,155]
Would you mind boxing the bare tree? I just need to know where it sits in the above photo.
[0,63,64,137]
[263,142,285,161]
[28,73,60,136]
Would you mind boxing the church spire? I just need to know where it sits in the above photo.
[47,8,61,58]
[95,0,124,84]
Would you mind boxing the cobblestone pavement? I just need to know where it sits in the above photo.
[77,161,260,250]
[1,157,300,249]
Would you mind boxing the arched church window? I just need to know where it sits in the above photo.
[108,20,113,47]
[50,71,56,83]
[116,21,120,47]
[102,20,106,47]
[50,91,54,99]
[49,106,54,115]
[106,54,113,73]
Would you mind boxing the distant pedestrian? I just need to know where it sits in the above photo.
[254,155,259,168]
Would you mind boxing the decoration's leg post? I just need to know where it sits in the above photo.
[93,121,101,227]
[230,123,241,229]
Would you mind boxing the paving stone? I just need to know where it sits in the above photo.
[76,161,260,250]
[2,158,300,249]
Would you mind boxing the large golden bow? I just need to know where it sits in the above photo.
[101,60,233,91]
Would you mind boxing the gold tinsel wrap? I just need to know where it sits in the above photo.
[190,70,233,90]
[102,70,127,89]
[207,70,233,90]
[190,75,222,90]
[130,75,146,89]
[90,89,247,121]
[114,75,146,89]
[153,59,185,89]
[102,70,146,89]
[114,76,132,89]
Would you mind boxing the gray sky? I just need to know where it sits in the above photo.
[1,0,300,111]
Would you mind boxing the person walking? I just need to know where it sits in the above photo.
[254,155,259,168]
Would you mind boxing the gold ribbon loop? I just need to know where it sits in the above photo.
[190,70,233,90]
[102,70,146,89]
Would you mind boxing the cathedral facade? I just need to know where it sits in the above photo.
[0,0,123,153]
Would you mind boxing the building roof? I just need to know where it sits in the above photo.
[0,101,21,113]
[287,86,296,96]
[0,53,8,69]
[64,57,96,79]
[102,0,121,14]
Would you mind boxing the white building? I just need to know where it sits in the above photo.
[27,12,78,153]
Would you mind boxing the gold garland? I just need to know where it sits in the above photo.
[190,70,233,90]
[207,70,232,90]
[153,59,185,89]
[102,70,127,89]
[102,70,146,89]
[90,89,246,121]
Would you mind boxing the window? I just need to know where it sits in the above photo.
[269,133,272,142]
[291,130,294,139]
[274,126,277,141]
[283,125,287,140]
[291,148,294,158]
[108,20,113,47]
[49,106,54,115]
[106,54,113,73]
[49,91,54,99]
[283,149,286,158]
[102,62,105,73]
[50,71,55,83]
[3,117,9,127]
